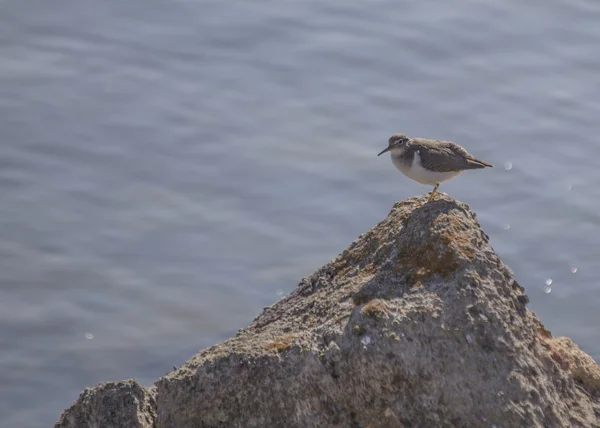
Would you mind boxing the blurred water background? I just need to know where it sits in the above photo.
[1,0,599,426]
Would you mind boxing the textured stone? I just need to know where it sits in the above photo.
[55,379,156,428]
[56,195,600,428]
[542,336,600,395]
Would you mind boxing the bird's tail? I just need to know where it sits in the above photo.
[467,157,493,169]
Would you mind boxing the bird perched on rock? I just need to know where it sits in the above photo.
[378,133,493,202]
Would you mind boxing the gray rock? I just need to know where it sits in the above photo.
[55,379,156,428]
[56,195,600,428]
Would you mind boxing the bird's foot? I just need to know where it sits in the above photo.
[427,184,440,203]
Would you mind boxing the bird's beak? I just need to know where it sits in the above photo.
[377,146,391,156]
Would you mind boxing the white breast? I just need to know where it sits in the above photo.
[392,149,462,185]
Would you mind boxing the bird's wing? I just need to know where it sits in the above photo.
[413,139,472,172]
[414,139,491,171]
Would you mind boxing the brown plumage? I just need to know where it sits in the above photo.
[410,138,493,172]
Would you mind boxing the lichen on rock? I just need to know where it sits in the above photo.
[56,194,600,428]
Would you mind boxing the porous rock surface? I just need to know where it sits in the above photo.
[56,195,600,428]
[55,379,156,428]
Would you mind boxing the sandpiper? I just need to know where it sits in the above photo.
[378,133,492,202]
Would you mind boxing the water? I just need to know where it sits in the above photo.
[1,0,599,426]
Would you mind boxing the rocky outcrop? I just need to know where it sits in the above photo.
[56,195,600,428]
[54,380,156,428]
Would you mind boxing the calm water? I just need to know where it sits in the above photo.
[1,0,600,426]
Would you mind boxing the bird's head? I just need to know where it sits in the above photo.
[377,133,410,156]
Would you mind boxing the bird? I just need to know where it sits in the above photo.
[378,133,492,202]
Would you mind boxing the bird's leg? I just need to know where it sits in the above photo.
[427,183,440,202]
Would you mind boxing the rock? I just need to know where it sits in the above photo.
[55,379,156,428]
[56,195,600,428]
[541,336,600,396]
